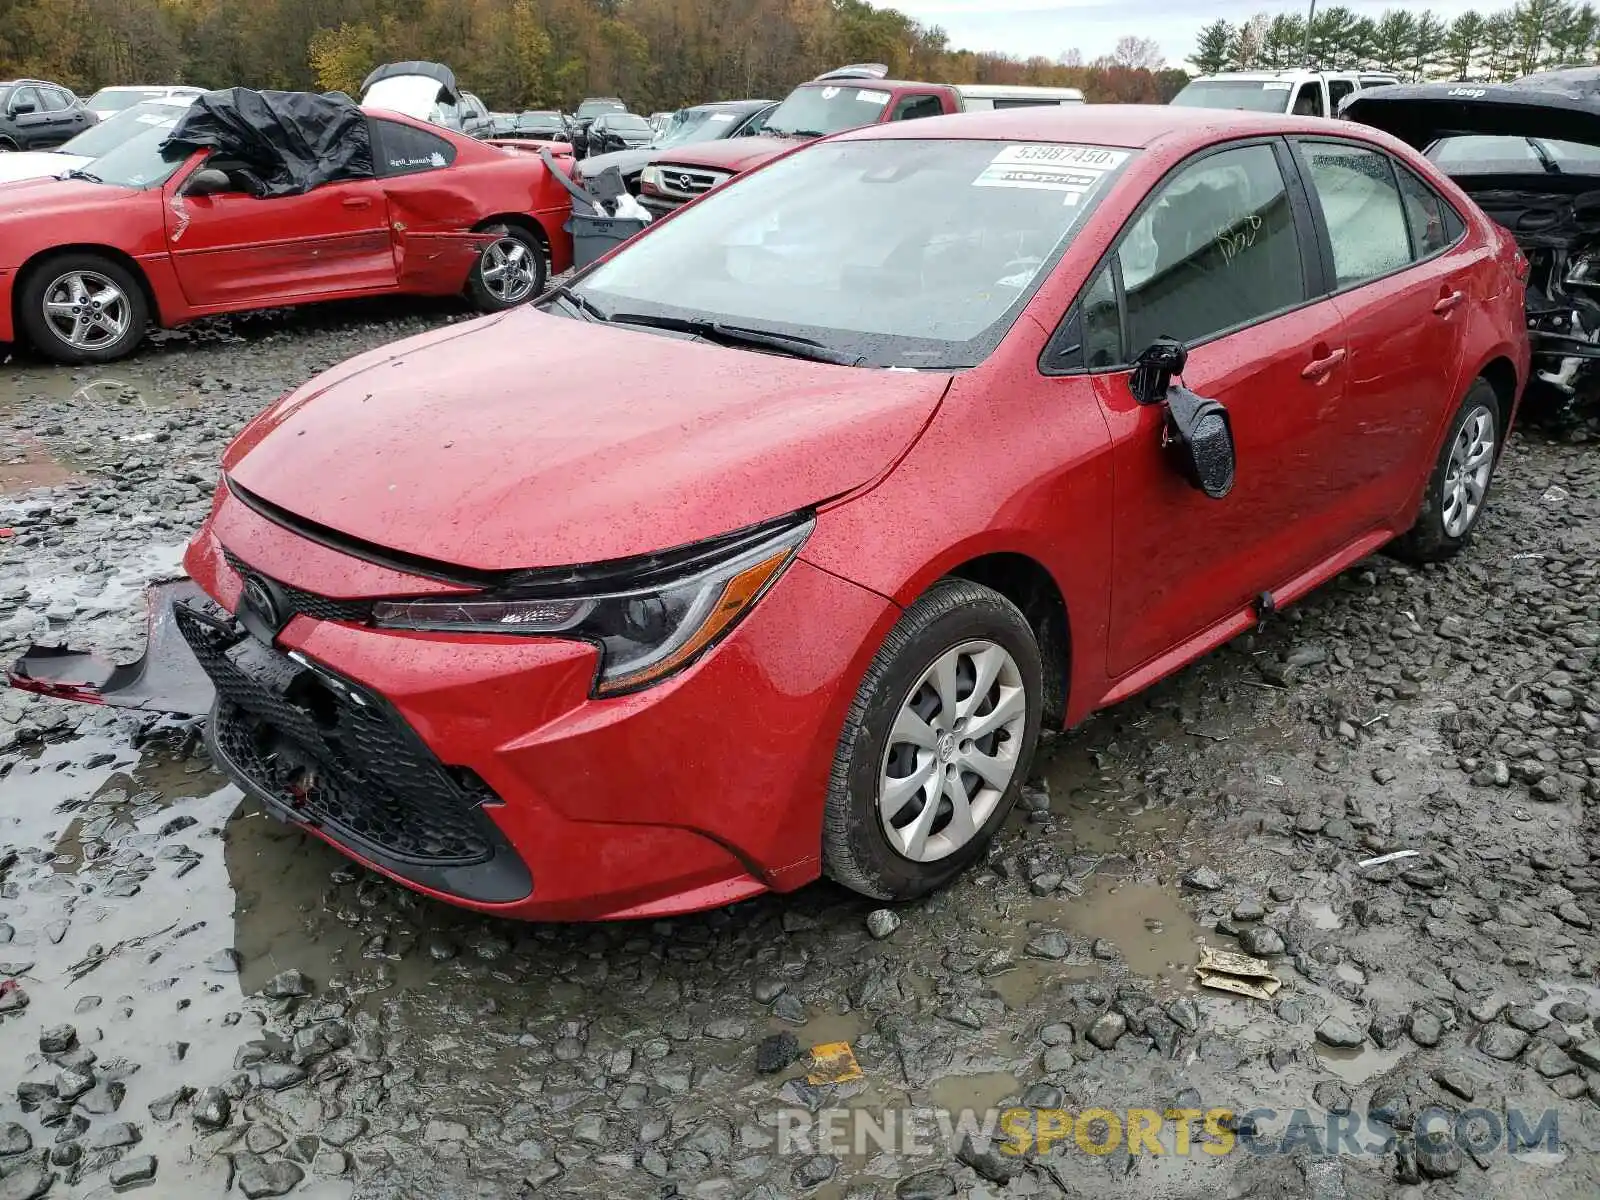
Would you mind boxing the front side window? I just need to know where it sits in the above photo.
[893,95,945,122]
[12,86,40,114]
[1118,143,1306,351]
[574,138,1133,368]
[1292,83,1325,117]
[373,120,457,176]
[1300,141,1411,287]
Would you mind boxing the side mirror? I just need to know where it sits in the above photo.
[1130,337,1186,405]
[184,167,234,196]
[1129,338,1235,500]
[10,101,36,115]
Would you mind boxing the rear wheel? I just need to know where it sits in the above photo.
[1390,379,1501,563]
[19,253,148,364]
[466,225,545,312]
[822,579,1043,901]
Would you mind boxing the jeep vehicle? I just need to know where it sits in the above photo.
[639,65,1084,215]
[1171,70,1400,119]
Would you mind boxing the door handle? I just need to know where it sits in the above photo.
[342,197,372,210]
[1433,289,1465,315]
[1301,347,1347,381]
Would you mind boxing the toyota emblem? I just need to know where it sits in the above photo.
[242,575,278,628]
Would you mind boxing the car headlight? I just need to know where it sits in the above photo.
[372,516,813,696]
[640,165,662,187]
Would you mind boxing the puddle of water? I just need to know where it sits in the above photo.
[1314,1041,1410,1085]
[0,437,80,495]
[1303,902,1344,931]
[1018,878,1206,989]
[927,1070,1020,1112]
[988,959,1099,1010]
[791,1009,870,1050]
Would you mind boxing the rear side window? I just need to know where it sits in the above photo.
[1117,143,1307,351]
[373,119,458,176]
[1328,79,1355,114]
[1395,165,1464,257]
[1300,142,1411,287]
[40,87,70,112]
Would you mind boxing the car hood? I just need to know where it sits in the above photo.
[579,147,654,177]
[0,151,83,184]
[0,177,130,222]
[652,135,796,172]
[1345,80,1600,150]
[223,310,950,572]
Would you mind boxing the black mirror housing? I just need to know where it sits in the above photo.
[1130,337,1186,405]
[11,101,36,115]
[184,167,235,197]
[1165,384,1237,500]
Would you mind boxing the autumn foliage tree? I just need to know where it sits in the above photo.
[0,0,1188,111]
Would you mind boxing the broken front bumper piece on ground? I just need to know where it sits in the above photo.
[6,579,216,716]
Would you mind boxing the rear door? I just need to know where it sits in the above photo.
[165,161,396,308]
[1292,138,1479,527]
[1075,139,1354,677]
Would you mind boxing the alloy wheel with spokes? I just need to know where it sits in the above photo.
[880,640,1027,863]
[1441,404,1495,539]
[42,269,133,353]
[479,236,539,305]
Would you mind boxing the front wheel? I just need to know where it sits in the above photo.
[822,579,1044,901]
[19,254,148,364]
[466,225,546,312]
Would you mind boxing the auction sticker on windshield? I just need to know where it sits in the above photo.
[973,144,1128,200]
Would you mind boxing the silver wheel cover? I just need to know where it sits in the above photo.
[878,639,1027,863]
[43,269,132,351]
[479,236,538,304]
[1442,404,1495,539]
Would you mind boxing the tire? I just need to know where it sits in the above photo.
[1390,379,1502,564]
[822,579,1044,901]
[19,253,148,364]
[466,224,546,312]
[0,138,17,152]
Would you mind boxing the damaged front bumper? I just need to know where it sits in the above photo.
[8,579,533,906]
[7,579,217,715]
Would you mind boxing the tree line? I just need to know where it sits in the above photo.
[1192,1,1600,81]
[0,0,1189,115]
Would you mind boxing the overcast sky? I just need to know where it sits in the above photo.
[896,0,1485,67]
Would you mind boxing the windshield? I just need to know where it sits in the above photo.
[1429,134,1600,174]
[77,119,188,189]
[61,101,185,157]
[578,100,625,118]
[87,88,161,113]
[764,84,892,137]
[658,108,750,147]
[607,114,651,132]
[1170,80,1293,112]
[571,139,1131,369]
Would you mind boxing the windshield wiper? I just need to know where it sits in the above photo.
[608,312,863,365]
[64,169,103,183]
[1528,138,1563,174]
[544,283,611,322]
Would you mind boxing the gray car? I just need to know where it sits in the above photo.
[576,98,775,193]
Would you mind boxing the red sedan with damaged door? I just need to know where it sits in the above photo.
[0,87,574,363]
[11,105,1530,920]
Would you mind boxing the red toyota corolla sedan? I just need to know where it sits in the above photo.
[11,105,1530,920]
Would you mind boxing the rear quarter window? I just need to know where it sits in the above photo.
[373,120,458,176]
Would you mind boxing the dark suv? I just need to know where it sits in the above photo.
[0,80,95,150]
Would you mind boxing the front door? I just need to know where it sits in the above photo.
[1295,139,1480,526]
[164,163,396,309]
[1087,140,1354,677]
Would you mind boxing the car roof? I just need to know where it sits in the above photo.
[837,103,1402,151]
[1189,70,1383,82]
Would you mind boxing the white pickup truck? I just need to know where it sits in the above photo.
[1171,70,1401,120]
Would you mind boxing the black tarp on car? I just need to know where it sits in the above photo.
[160,87,375,198]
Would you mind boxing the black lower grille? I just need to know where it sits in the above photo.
[223,549,374,624]
[174,601,500,867]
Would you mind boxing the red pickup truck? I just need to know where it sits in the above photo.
[638,66,1085,217]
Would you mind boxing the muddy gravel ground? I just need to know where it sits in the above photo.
[3,304,1600,1200]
